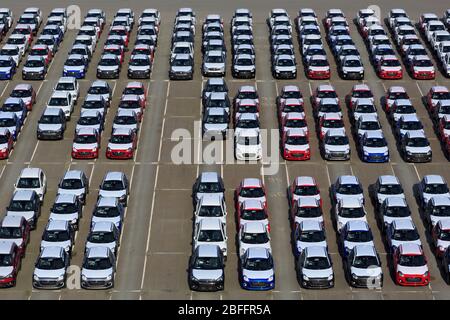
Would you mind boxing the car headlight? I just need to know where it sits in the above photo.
[398,271,403,277]
[302,274,309,281]
[327,274,334,280]
[105,274,112,281]
[216,275,224,282]
[243,275,249,282]
[406,151,412,155]
[364,151,369,156]
[439,246,446,252]
[57,275,64,281]
[338,221,343,229]
[267,275,274,282]
[427,150,432,155]
[33,274,39,281]
[71,218,77,224]
[352,273,358,279]
[191,275,198,282]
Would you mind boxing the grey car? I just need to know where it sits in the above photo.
[169,53,193,80]
[6,190,41,229]
[202,107,229,139]
[98,171,129,206]
[202,50,226,76]
[22,56,46,80]
[97,54,120,79]
[128,54,151,79]
[272,54,297,79]
[81,246,116,289]
[85,221,120,256]
[189,244,225,291]
[32,246,69,289]
[232,54,255,78]
[87,80,112,107]
[37,107,66,140]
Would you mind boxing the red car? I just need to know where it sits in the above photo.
[418,13,439,32]
[393,243,430,286]
[438,115,450,142]
[234,178,267,211]
[432,219,450,258]
[234,99,259,122]
[13,24,33,45]
[10,83,37,111]
[282,129,311,161]
[0,128,14,159]
[233,85,259,107]
[119,95,145,121]
[106,128,137,159]
[347,83,374,109]
[278,98,304,124]
[281,112,309,137]
[306,55,331,79]
[0,242,22,287]
[237,199,270,232]
[29,44,52,65]
[384,86,409,112]
[408,55,435,80]
[325,9,345,30]
[288,176,322,208]
[0,216,30,258]
[131,44,155,63]
[311,84,338,109]
[377,55,403,79]
[426,86,450,114]
[103,44,125,63]
[122,81,148,106]
[109,26,130,47]
[72,128,100,159]
[318,113,344,140]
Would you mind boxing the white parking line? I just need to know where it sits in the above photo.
[0,81,9,97]
[28,141,40,166]
[36,81,45,96]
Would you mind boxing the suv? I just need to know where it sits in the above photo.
[188,244,225,291]
[49,193,82,230]
[32,246,70,289]
[6,190,40,229]
[81,247,116,289]
[296,246,334,289]
[86,222,120,256]
[37,107,66,140]
[46,91,74,120]
[14,167,46,202]
[98,172,129,206]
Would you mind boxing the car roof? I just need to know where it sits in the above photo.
[243,221,266,233]
[294,176,316,186]
[431,196,450,206]
[379,175,400,185]
[286,128,307,137]
[399,243,422,255]
[13,83,32,91]
[298,197,320,207]
[305,246,327,258]
[346,220,369,231]
[197,244,220,258]
[353,245,377,257]
[19,167,41,178]
[200,193,223,206]
[385,197,407,206]
[91,221,115,233]
[104,171,124,181]
[97,197,119,207]
[87,246,110,258]
[246,246,270,259]
[406,131,426,139]
[364,131,384,139]
[55,193,77,203]
[424,175,446,184]
[242,199,264,210]
[76,127,97,135]
[392,219,415,230]
[0,241,14,254]
[80,109,100,117]
[439,219,450,230]
[241,178,262,188]
[199,218,222,230]
[12,189,35,200]
[41,246,64,258]
[326,128,346,137]
[1,215,23,227]
[46,219,69,231]
[300,220,322,231]
[207,78,225,85]
[340,197,363,208]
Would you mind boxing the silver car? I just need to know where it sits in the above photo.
[202,50,226,76]
[169,53,193,80]
[98,171,129,206]
[202,107,229,139]
[81,246,116,289]
[272,54,296,79]
[33,246,69,289]
[86,221,120,256]
[113,109,139,133]
[340,55,364,80]
[128,54,151,79]
[232,54,255,78]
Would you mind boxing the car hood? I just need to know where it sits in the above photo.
[351,265,382,277]
[391,238,422,249]
[129,65,150,71]
[98,65,118,71]
[234,65,254,71]
[171,66,192,72]
[405,146,431,153]
[363,146,388,154]
[34,267,65,279]
[325,144,350,152]
[309,66,329,71]
[0,266,13,277]
[0,66,13,73]
[343,66,364,72]
[381,66,402,72]
[38,123,62,131]
[64,65,84,71]
[85,241,117,253]
[302,267,333,279]
[239,242,271,256]
[275,65,296,72]
[396,264,428,275]
[108,142,133,150]
[284,143,309,152]
[413,66,434,72]
[81,267,113,279]
[73,142,98,150]
[0,238,23,248]
[422,192,450,203]
[91,216,121,228]
[98,190,126,199]
[335,194,364,204]
[23,66,44,72]
[192,268,223,281]
[41,240,71,251]
[204,62,225,69]
[6,210,35,221]
[242,268,274,280]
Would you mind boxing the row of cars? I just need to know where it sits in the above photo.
[188,172,275,291]
[0,167,130,289]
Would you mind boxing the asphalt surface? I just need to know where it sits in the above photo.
[0,0,449,300]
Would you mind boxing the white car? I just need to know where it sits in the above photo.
[46,91,74,120]
[14,167,47,202]
[33,246,69,289]
[389,9,409,30]
[74,35,94,55]
[53,77,79,103]
[379,197,412,231]
[238,199,269,230]
[335,198,367,233]
[194,193,227,225]
[431,31,450,52]
[112,109,139,133]
[387,220,422,252]
[239,221,271,257]
[374,175,406,207]
[81,247,116,289]
[332,175,365,207]
[294,220,327,254]
[355,114,381,139]
[6,34,28,57]
[322,128,350,161]
[352,98,377,122]
[234,129,262,161]
[346,245,383,288]
[342,220,374,255]
[0,45,21,66]
[418,175,450,208]
[194,219,227,258]
[291,197,323,228]
[49,193,81,230]
[40,220,73,253]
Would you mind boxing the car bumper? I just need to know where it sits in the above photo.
[284,151,310,161]
[325,152,350,161]
[81,279,113,289]
[241,279,274,291]
[203,69,225,76]
[37,131,63,140]
[413,72,435,80]
[350,276,383,288]
[274,71,296,79]
[379,72,402,79]
[23,72,45,80]
[72,151,98,159]
[396,275,429,286]
[63,70,85,79]
[233,70,255,78]
[106,150,133,159]
[302,278,334,289]
[97,70,119,79]
[342,73,364,80]
[0,277,15,287]
[236,152,262,161]
[0,150,10,159]
[128,70,151,78]
[169,72,192,80]
[189,279,224,292]
[33,279,65,289]
[405,154,432,162]
[308,71,330,79]
[363,154,389,163]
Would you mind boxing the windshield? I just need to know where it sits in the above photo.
[236,119,258,128]
[382,59,401,67]
[304,256,330,269]
[379,183,403,195]
[241,232,269,244]
[88,231,116,243]
[99,58,118,66]
[114,116,137,125]
[414,60,433,67]
[43,230,70,242]
[198,205,223,217]
[2,103,23,112]
[198,182,222,193]
[345,59,362,67]
[244,257,272,271]
[355,104,376,113]
[237,58,253,66]
[294,185,318,196]
[74,134,97,144]
[297,230,325,242]
[0,117,16,127]
[352,255,379,268]
[7,37,25,45]
[399,254,426,267]
[424,184,449,194]
[237,135,260,145]
[88,86,109,95]
[360,121,380,130]
[392,228,420,241]
[352,90,373,98]
[0,227,22,239]
[0,254,13,267]
[101,180,124,191]
[340,206,365,218]
[277,59,294,66]
[432,206,450,217]
[8,199,34,211]
[395,104,415,113]
[173,58,191,66]
[239,187,264,198]
[198,229,224,242]
[432,92,450,100]
[286,135,308,145]
[36,257,65,270]
[48,98,68,106]
[55,83,74,91]
[84,257,112,270]
[110,134,133,144]
[400,121,423,130]
[206,55,224,63]
[346,229,373,242]
[407,137,429,147]
[319,104,340,113]
[283,104,303,113]
[208,99,229,109]
[0,48,19,56]
[130,58,149,66]
[325,135,349,145]
[94,205,120,218]
[39,112,62,126]
[296,206,322,218]
[241,208,267,220]
[337,183,362,195]
[193,256,222,269]
[205,115,227,123]
[65,58,83,66]
[78,116,100,126]
[17,177,40,188]
[0,59,13,67]
[25,60,44,67]
[323,119,344,128]
[310,59,329,67]
[285,118,307,128]
[52,202,78,214]
[364,137,387,147]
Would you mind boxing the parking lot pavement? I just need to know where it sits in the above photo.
[0,0,450,300]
